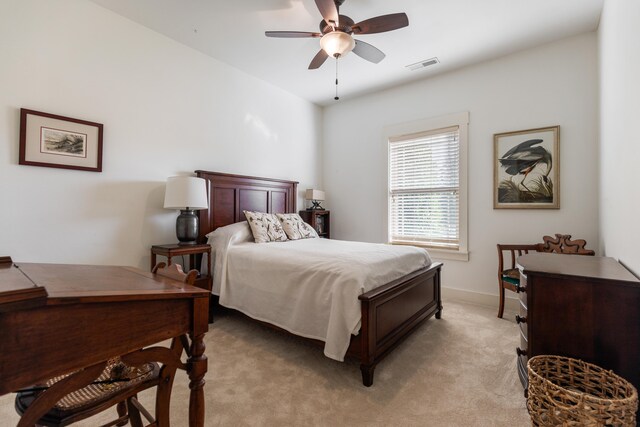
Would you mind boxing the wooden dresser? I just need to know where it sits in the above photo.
[515,253,640,396]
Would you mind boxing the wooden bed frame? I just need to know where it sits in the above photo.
[196,170,443,386]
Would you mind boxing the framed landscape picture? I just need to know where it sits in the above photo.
[19,109,103,172]
[494,125,559,209]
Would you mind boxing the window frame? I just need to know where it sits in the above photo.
[384,112,469,261]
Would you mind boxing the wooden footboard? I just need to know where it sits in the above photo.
[356,262,443,386]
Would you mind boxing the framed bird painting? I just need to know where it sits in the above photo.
[493,125,560,209]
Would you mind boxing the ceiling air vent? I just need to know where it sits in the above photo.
[406,57,440,71]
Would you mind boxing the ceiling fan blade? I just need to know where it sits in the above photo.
[315,0,339,27]
[353,40,385,64]
[308,49,329,69]
[353,13,409,34]
[265,31,321,38]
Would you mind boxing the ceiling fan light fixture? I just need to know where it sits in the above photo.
[320,31,355,58]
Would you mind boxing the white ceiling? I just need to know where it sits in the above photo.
[88,0,603,106]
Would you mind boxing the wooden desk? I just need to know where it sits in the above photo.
[0,260,210,426]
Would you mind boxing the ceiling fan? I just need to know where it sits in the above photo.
[265,0,409,70]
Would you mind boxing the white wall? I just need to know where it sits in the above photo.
[0,0,609,301]
[0,0,322,269]
[599,0,640,276]
[323,33,599,300]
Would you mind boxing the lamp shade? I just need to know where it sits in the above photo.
[164,176,208,210]
[305,189,325,201]
[320,32,355,57]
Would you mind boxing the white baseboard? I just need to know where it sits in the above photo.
[441,286,520,316]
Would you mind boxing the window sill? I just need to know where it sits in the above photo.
[427,248,469,262]
[390,242,469,261]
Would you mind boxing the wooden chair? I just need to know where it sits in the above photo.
[151,262,198,286]
[15,263,198,427]
[497,234,595,318]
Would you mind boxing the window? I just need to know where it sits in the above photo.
[386,112,468,260]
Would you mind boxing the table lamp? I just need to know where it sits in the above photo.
[305,189,325,210]
[164,176,208,245]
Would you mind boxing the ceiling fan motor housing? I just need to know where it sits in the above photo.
[319,15,355,34]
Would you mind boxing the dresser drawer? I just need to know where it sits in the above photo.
[518,272,527,304]
[517,334,528,359]
[517,350,529,389]
[516,336,528,389]
[518,319,527,341]
[520,326,528,348]
[517,303,528,339]
[516,272,529,390]
[519,298,527,313]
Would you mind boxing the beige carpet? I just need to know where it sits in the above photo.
[0,301,529,426]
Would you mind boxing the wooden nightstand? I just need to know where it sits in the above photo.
[299,210,330,239]
[150,243,213,322]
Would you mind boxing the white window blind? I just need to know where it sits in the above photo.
[389,126,460,250]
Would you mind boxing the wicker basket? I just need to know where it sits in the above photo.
[527,355,638,426]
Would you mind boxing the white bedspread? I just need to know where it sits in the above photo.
[208,222,431,361]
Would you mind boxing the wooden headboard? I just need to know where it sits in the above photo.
[195,170,298,243]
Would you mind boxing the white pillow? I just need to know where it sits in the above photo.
[276,213,318,240]
[205,221,253,243]
[205,221,253,295]
[243,210,288,243]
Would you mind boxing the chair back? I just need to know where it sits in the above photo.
[539,234,595,255]
[497,244,542,273]
[151,262,198,286]
[498,234,594,272]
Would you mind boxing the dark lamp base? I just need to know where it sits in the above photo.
[176,209,199,245]
[310,200,324,210]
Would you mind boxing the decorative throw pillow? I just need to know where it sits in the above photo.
[243,210,288,243]
[276,213,319,240]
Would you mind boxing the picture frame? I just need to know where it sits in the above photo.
[494,125,559,209]
[19,108,103,172]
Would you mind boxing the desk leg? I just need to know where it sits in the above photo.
[188,332,207,427]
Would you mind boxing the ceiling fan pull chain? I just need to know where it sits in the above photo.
[334,55,340,100]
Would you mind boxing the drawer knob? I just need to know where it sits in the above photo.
[516,347,528,357]
[515,315,527,324]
